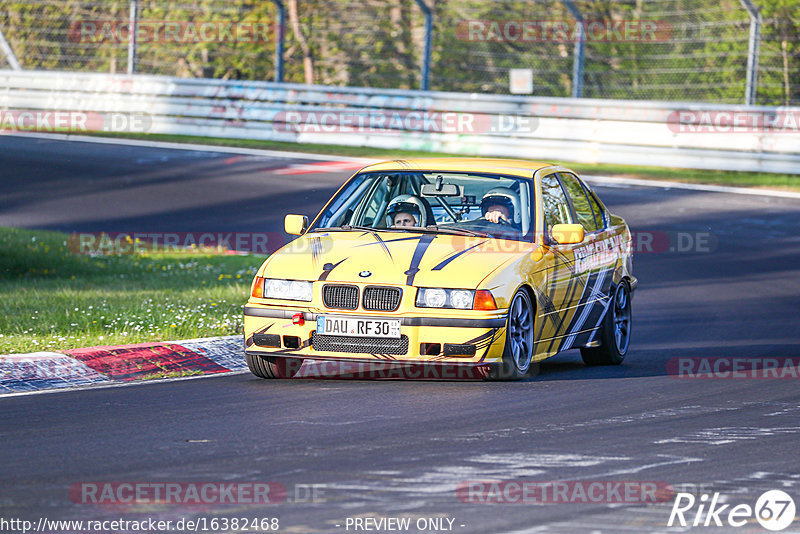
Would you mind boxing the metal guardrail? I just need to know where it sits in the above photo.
[1,70,799,174]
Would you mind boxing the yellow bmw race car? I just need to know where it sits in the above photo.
[244,158,636,380]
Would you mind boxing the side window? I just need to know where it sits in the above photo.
[583,185,606,230]
[360,179,389,226]
[558,172,598,232]
[540,173,572,231]
[316,174,372,227]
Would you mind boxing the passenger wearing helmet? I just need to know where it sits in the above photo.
[481,187,520,226]
[392,211,418,227]
[386,195,426,228]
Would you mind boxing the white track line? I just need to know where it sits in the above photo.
[583,174,800,200]
[0,132,373,163]
[0,369,250,400]
[3,132,799,199]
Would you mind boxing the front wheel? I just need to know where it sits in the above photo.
[246,354,304,379]
[581,280,632,366]
[487,288,534,380]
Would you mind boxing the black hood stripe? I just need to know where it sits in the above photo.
[318,258,347,281]
[370,232,393,261]
[405,234,435,286]
[310,237,322,270]
[432,241,487,271]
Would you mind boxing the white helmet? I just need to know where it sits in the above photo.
[481,187,521,224]
[386,195,427,227]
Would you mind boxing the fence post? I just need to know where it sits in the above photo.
[127,0,138,74]
[270,0,286,82]
[413,0,433,90]
[561,0,584,98]
[738,0,761,105]
[0,26,22,70]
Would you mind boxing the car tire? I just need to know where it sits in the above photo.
[246,354,304,379]
[487,288,535,381]
[580,280,632,366]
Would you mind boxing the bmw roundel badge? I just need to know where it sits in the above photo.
[359,270,372,278]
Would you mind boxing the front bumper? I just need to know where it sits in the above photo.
[243,305,507,365]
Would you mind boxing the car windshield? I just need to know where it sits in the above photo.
[309,171,534,242]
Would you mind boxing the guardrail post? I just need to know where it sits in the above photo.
[0,26,22,70]
[270,0,286,82]
[127,0,138,74]
[561,0,584,98]
[738,0,761,105]
[413,0,433,91]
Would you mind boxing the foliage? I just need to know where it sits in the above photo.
[1,0,798,103]
[0,227,262,353]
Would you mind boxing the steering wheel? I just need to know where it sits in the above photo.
[480,215,510,226]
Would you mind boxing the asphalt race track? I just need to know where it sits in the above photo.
[2,135,800,533]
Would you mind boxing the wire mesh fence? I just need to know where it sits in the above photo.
[0,0,281,79]
[300,0,427,88]
[0,0,798,105]
[432,0,575,97]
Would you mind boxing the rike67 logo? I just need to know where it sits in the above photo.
[668,490,796,531]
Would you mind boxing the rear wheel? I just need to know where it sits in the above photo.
[488,288,534,381]
[581,280,631,366]
[246,354,304,379]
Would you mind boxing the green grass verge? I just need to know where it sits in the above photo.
[86,131,800,191]
[0,227,264,354]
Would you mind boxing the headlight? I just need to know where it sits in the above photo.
[450,290,474,309]
[422,288,447,308]
[416,288,475,309]
[263,278,313,301]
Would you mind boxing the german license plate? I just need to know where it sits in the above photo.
[316,315,401,338]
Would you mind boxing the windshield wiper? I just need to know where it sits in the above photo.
[318,225,488,237]
[424,226,489,237]
[320,225,389,232]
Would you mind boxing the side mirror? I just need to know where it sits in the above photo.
[551,223,584,245]
[284,214,309,235]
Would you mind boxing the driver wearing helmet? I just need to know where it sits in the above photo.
[386,195,427,228]
[481,187,520,226]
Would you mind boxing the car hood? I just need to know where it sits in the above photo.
[263,230,533,288]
